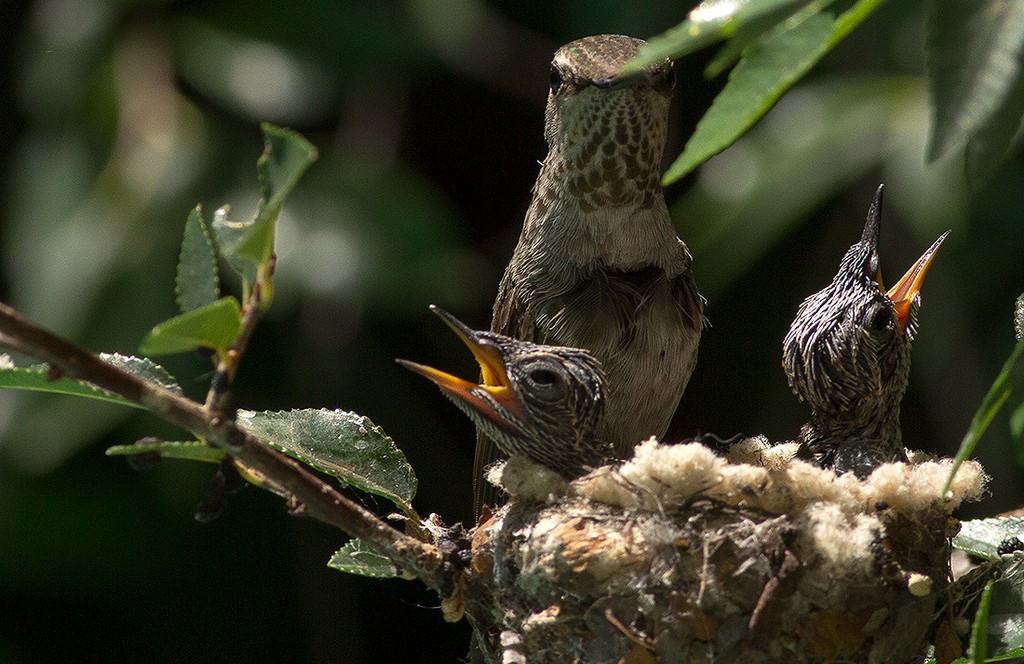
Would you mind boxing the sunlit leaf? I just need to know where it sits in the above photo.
[955,517,1024,560]
[0,364,136,408]
[237,408,416,511]
[211,204,258,288]
[663,0,883,184]
[176,205,220,313]
[327,539,398,578]
[925,0,1024,163]
[627,0,823,71]
[973,581,995,662]
[948,557,1024,662]
[985,560,1024,658]
[100,353,184,394]
[0,353,181,409]
[209,125,317,300]
[106,440,225,464]
[139,296,242,356]
[673,76,916,302]
[234,124,318,266]
[944,338,1024,499]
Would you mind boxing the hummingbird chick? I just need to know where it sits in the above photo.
[400,306,610,479]
[783,185,948,478]
[482,34,704,512]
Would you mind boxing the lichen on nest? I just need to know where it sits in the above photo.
[465,440,988,663]
[494,436,987,519]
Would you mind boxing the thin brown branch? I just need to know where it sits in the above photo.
[204,256,275,412]
[0,300,443,588]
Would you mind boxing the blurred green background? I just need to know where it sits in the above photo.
[0,1,1021,662]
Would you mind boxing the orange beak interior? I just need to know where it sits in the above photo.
[397,307,523,428]
[881,231,949,330]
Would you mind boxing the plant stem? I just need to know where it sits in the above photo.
[0,300,443,588]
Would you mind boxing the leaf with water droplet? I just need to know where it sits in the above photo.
[328,539,398,578]
[955,516,1024,560]
[237,408,416,512]
[0,353,181,408]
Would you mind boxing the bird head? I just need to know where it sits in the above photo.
[542,35,675,211]
[398,306,609,477]
[783,185,948,419]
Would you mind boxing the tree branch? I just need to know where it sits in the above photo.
[0,300,443,588]
[204,264,268,413]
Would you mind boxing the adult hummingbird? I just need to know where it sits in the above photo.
[480,34,704,512]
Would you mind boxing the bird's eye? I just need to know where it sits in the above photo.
[549,67,563,95]
[522,361,568,401]
[529,367,559,386]
[662,68,676,90]
[866,303,893,332]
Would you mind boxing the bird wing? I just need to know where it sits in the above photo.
[474,260,703,515]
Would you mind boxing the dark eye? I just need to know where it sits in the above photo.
[522,361,568,401]
[549,67,563,95]
[866,303,892,332]
[529,367,559,386]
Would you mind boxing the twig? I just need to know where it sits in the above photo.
[204,257,275,413]
[0,300,443,588]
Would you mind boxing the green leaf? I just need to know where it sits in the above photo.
[100,353,183,394]
[0,353,181,409]
[106,440,225,464]
[210,126,317,297]
[973,581,995,663]
[627,0,824,71]
[1011,402,1024,442]
[984,561,1024,657]
[673,76,914,302]
[327,539,398,578]
[944,338,1024,500]
[955,517,1024,560]
[139,296,242,356]
[234,124,318,265]
[663,0,884,184]
[0,363,138,408]
[964,65,1024,186]
[175,205,220,313]
[705,17,787,80]
[210,204,258,289]
[925,0,1024,163]
[237,408,416,511]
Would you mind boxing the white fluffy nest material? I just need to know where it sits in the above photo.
[470,439,987,662]
[494,436,987,519]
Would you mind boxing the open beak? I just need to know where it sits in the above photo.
[858,185,948,331]
[884,231,949,331]
[397,306,523,428]
[860,185,886,291]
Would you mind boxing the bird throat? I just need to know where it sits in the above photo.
[541,87,667,215]
[522,88,678,275]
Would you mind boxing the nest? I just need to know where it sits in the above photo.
[461,439,987,663]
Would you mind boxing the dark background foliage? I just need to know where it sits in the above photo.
[0,1,1021,662]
